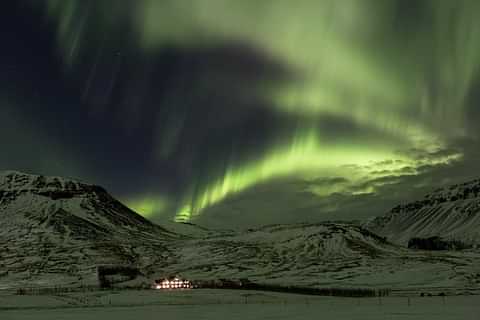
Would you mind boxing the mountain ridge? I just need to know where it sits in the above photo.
[365,177,480,246]
[1,171,480,292]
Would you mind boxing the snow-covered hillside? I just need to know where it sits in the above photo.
[162,222,480,290]
[0,171,178,288]
[365,178,480,246]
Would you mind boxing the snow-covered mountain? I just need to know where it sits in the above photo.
[1,171,479,292]
[365,178,480,246]
[0,171,178,288]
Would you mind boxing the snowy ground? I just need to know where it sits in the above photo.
[1,289,479,320]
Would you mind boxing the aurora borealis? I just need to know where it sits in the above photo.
[1,1,480,228]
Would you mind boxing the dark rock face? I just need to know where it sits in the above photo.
[407,237,471,251]
[97,265,141,288]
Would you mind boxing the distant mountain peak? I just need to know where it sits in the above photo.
[365,177,480,246]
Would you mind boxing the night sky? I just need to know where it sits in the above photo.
[2,0,480,229]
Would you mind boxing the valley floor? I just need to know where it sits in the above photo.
[0,289,479,320]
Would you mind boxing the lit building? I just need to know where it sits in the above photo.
[153,276,192,290]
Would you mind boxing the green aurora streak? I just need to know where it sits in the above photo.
[173,128,460,221]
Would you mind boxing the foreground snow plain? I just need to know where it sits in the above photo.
[1,289,479,320]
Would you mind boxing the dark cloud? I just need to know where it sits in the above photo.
[0,1,295,198]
